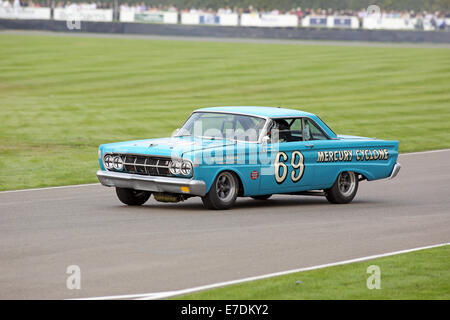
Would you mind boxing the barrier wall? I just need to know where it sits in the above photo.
[0,19,449,43]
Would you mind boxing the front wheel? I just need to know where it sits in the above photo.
[116,188,151,206]
[325,171,358,204]
[202,171,239,210]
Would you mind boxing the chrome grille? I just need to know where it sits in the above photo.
[107,154,172,177]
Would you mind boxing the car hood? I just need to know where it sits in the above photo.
[100,136,235,158]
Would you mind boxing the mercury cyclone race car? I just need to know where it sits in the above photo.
[97,106,401,210]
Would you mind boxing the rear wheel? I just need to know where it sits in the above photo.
[325,171,358,204]
[202,171,239,210]
[116,187,151,206]
[251,194,272,200]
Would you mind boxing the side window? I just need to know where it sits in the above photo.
[303,119,328,140]
[268,118,303,143]
[289,119,303,141]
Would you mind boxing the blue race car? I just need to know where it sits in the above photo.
[97,106,401,210]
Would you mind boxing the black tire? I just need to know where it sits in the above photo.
[251,194,272,200]
[325,171,359,204]
[202,171,239,210]
[115,187,151,206]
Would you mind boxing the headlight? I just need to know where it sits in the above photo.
[169,160,192,176]
[103,154,123,171]
[112,155,124,170]
[103,154,114,170]
[169,160,181,175]
[180,161,193,176]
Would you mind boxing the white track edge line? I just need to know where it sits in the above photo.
[3,149,450,194]
[401,148,450,156]
[75,242,449,300]
[0,183,100,194]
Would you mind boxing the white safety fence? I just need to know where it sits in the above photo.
[0,7,51,19]
[363,16,416,30]
[302,15,359,29]
[120,10,177,24]
[0,7,448,32]
[363,16,450,31]
[53,8,113,22]
[181,13,238,26]
[240,13,298,27]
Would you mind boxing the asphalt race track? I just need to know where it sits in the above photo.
[0,150,449,299]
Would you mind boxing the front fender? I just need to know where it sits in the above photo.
[194,164,260,196]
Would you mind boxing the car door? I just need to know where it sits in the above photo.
[259,118,316,194]
[301,117,337,189]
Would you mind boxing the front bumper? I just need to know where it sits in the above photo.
[96,170,206,196]
[389,163,401,179]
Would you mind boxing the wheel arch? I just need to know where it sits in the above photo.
[209,169,245,197]
[331,168,375,184]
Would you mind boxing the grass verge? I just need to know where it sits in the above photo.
[1,34,449,190]
[176,245,450,299]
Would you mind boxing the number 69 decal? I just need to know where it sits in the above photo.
[274,151,305,184]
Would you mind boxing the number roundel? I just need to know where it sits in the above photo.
[274,151,305,184]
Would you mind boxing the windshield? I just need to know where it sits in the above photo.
[176,112,267,142]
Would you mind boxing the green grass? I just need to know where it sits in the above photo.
[176,245,450,300]
[0,34,449,190]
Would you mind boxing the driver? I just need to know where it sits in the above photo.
[268,119,292,142]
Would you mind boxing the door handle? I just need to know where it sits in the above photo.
[305,144,314,148]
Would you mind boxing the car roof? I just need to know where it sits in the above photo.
[194,106,315,119]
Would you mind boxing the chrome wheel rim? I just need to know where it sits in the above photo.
[338,172,356,197]
[216,172,236,202]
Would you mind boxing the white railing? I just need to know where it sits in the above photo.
[0,7,447,32]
